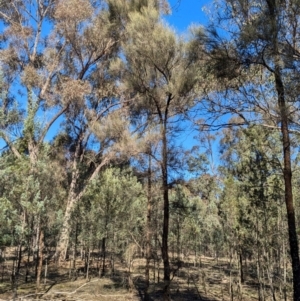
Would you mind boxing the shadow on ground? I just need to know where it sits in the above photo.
[133,275,220,301]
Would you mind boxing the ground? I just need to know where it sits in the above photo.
[0,252,292,301]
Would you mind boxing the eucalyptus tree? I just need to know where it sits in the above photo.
[0,0,70,163]
[199,0,300,297]
[47,0,156,263]
[112,3,202,298]
[0,0,140,264]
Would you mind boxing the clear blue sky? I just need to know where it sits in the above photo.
[166,0,219,172]
[167,0,210,31]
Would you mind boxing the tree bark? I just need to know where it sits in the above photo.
[53,134,82,263]
[101,237,106,277]
[161,126,170,300]
[54,194,78,263]
[36,229,44,291]
[239,252,244,284]
[54,142,109,263]
[275,72,300,300]
[145,152,153,301]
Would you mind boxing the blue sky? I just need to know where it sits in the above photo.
[167,0,210,31]
[166,0,219,171]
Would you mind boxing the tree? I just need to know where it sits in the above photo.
[114,2,202,298]
[0,0,141,263]
[200,0,300,297]
[0,146,65,292]
[76,166,145,277]
[219,124,287,299]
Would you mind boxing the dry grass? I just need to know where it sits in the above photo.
[0,252,293,301]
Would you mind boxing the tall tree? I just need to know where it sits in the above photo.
[114,2,202,298]
[0,0,137,263]
[200,0,300,298]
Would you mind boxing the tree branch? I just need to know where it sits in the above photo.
[0,131,22,159]
[38,106,69,145]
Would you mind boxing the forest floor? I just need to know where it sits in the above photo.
[0,252,293,301]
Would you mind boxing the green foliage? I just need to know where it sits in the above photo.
[0,146,66,247]
[75,167,146,251]
[219,124,286,260]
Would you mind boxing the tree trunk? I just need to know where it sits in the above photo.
[177,216,180,261]
[54,195,77,263]
[25,241,31,283]
[16,244,22,277]
[145,152,153,301]
[101,237,106,277]
[274,58,300,301]
[73,221,78,270]
[266,2,300,298]
[54,141,81,263]
[283,237,287,301]
[36,229,44,291]
[239,252,244,284]
[11,250,17,301]
[161,126,170,300]
[54,137,109,264]
[85,248,90,281]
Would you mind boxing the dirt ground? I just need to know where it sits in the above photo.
[0,253,293,301]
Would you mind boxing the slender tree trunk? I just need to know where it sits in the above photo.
[54,138,108,264]
[274,62,300,301]
[44,258,48,286]
[54,150,80,263]
[177,216,180,261]
[11,248,17,301]
[16,244,22,277]
[85,248,90,281]
[283,237,287,301]
[161,126,170,300]
[239,252,244,284]
[34,220,40,277]
[194,235,197,268]
[54,196,77,263]
[255,212,263,301]
[25,241,31,283]
[73,221,78,270]
[264,2,300,298]
[36,229,44,291]
[101,237,106,277]
[145,152,153,301]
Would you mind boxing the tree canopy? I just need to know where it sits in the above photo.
[1,0,300,300]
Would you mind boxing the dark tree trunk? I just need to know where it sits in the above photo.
[270,23,300,300]
[73,222,78,270]
[264,2,300,298]
[101,237,106,277]
[36,229,44,291]
[145,152,153,301]
[161,127,170,300]
[16,244,22,276]
[275,72,300,300]
[239,252,244,284]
